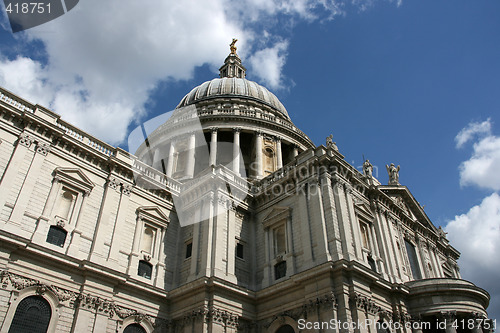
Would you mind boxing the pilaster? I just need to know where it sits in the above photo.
[255,131,263,178]
[210,127,218,166]
[232,128,241,175]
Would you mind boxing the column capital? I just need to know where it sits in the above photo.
[35,142,51,156]
[440,310,457,322]
[18,132,34,148]
[232,127,242,133]
[210,127,218,133]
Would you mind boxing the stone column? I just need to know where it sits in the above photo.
[441,311,457,333]
[255,131,263,178]
[0,132,34,216]
[9,141,51,224]
[320,172,343,260]
[210,127,218,166]
[89,177,121,264]
[276,137,283,169]
[292,145,299,157]
[373,204,397,282]
[331,176,356,261]
[107,184,132,265]
[411,320,424,333]
[166,141,175,177]
[232,128,241,175]
[471,313,485,333]
[187,132,196,178]
[343,183,364,260]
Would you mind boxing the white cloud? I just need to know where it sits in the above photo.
[0,0,401,145]
[0,56,52,106]
[249,41,289,90]
[457,122,500,191]
[445,192,500,320]
[1,0,244,144]
[455,119,492,148]
[238,0,344,22]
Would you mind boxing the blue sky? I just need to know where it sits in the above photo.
[1,0,499,321]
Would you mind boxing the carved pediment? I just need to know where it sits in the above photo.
[262,206,290,228]
[53,167,95,194]
[379,186,437,233]
[354,201,375,221]
[137,206,170,227]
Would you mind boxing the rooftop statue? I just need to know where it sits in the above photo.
[363,159,373,177]
[386,163,400,185]
[326,134,338,151]
[230,38,238,54]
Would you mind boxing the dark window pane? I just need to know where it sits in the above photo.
[276,324,295,333]
[46,226,67,247]
[274,261,287,280]
[236,243,244,259]
[368,254,377,272]
[405,240,422,280]
[185,242,192,258]
[123,323,147,333]
[8,296,51,333]
[138,260,152,279]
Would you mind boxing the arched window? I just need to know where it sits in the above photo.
[138,260,153,279]
[46,226,67,247]
[123,323,147,333]
[276,324,295,333]
[8,296,51,333]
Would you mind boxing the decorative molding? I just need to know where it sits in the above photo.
[54,167,95,195]
[122,184,133,196]
[349,293,381,315]
[108,177,119,190]
[177,305,239,329]
[36,142,51,155]
[18,132,33,148]
[0,270,160,323]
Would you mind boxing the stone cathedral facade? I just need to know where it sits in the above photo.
[0,44,492,333]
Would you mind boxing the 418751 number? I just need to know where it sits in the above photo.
[5,2,51,14]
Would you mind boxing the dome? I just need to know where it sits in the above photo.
[176,77,290,119]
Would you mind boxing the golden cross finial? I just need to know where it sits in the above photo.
[230,38,238,54]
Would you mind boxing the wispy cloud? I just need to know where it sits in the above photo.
[248,40,289,90]
[455,118,492,148]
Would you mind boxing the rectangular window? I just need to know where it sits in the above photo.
[359,222,370,249]
[405,240,422,280]
[185,242,192,259]
[138,260,152,279]
[236,243,244,259]
[56,188,77,221]
[141,226,156,254]
[273,225,286,257]
[46,226,67,247]
[274,261,287,280]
